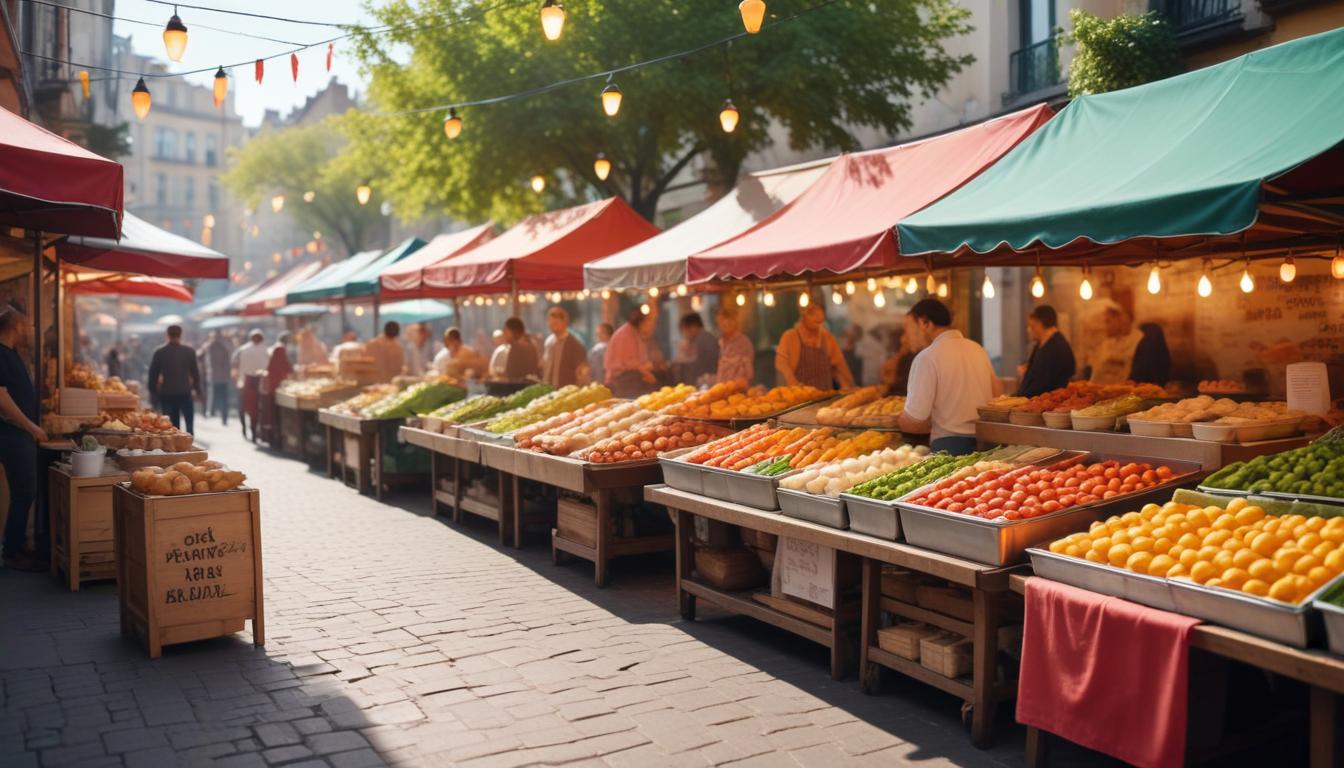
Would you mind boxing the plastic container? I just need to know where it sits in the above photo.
[1071,414,1120,431]
[70,448,107,478]
[1190,422,1239,443]
[1041,411,1073,429]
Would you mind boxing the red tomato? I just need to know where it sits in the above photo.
[1107,477,1122,492]
[987,496,1006,510]
[1156,466,1173,479]
[947,502,965,513]
[1039,488,1057,501]
[1064,476,1082,488]
[1004,510,1022,521]
[1102,490,1118,499]
[1009,490,1027,503]
[1058,494,1077,508]
[1041,500,1061,513]
[1103,467,1119,480]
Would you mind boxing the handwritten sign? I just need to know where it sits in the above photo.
[154,513,255,620]
[778,536,836,609]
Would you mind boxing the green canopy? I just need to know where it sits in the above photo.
[898,26,1344,261]
[343,237,426,300]
[275,303,329,317]
[286,249,383,303]
[379,299,454,324]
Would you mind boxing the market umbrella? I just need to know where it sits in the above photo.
[377,299,454,324]
[156,313,186,325]
[65,274,194,302]
[286,249,383,304]
[686,104,1054,283]
[897,26,1344,263]
[0,104,123,238]
[191,284,260,320]
[201,315,244,330]
[341,237,427,300]
[378,224,496,300]
[584,159,831,291]
[424,197,659,296]
[240,262,324,316]
[59,211,228,279]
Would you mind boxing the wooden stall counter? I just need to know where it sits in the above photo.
[48,465,128,590]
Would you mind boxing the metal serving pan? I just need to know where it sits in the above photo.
[659,455,705,496]
[1314,595,1344,656]
[778,488,848,529]
[841,493,901,540]
[1168,573,1343,648]
[1027,548,1179,612]
[706,464,796,510]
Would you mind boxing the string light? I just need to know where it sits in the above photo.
[691,295,703,311]
[925,272,936,294]
[539,0,565,41]
[1279,257,1296,283]
[271,194,285,213]
[981,273,995,300]
[675,284,688,297]
[735,292,746,307]
[844,280,855,296]
[601,82,623,117]
[1197,260,1213,297]
[648,286,659,298]
[797,291,809,308]
[600,289,611,300]
[1078,267,1093,301]
[763,290,775,307]
[303,190,315,202]
[936,281,949,299]
[884,276,900,289]
[356,182,371,205]
[594,153,611,181]
[1146,263,1162,295]
[212,67,227,107]
[1030,269,1045,298]
[1240,260,1255,293]
[904,276,917,294]
[719,100,739,133]
[639,303,650,315]
[162,9,188,62]
[531,174,546,193]
[131,77,151,119]
[354,305,365,317]
[866,277,877,293]
[831,289,842,305]
[739,0,766,33]
[443,108,462,139]
[873,291,886,308]
[202,213,215,228]
[1332,247,1344,279]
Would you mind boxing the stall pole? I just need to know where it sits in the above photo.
[372,300,380,334]
[339,299,348,334]
[510,274,519,317]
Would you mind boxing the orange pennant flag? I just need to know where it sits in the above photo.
[291,53,299,82]
[78,70,90,99]
[255,59,264,83]
[326,43,334,72]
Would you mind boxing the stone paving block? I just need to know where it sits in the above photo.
[102,726,169,754]
[124,745,181,768]
[263,744,316,764]
[307,730,372,756]
[255,722,302,748]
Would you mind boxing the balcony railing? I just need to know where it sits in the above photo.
[1152,0,1242,35]
[1007,39,1063,101]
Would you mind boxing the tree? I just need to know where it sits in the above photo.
[222,119,389,256]
[344,0,973,225]
[1064,10,1182,97]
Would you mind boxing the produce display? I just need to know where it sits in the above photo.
[515,400,655,455]
[1071,394,1148,419]
[363,380,466,420]
[906,459,1176,521]
[584,417,731,463]
[780,444,931,496]
[1048,497,1344,604]
[847,452,997,501]
[1199,379,1250,394]
[742,430,895,476]
[683,425,894,473]
[667,382,830,420]
[1016,382,1165,414]
[427,384,554,425]
[484,384,612,433]
[277,376,357,399]
[329,385,399,416]
[1204,441,1344,498]
[815,386,905,427]
[984,395,1029,410]
[636,384,696,412]
[65,362,131,392]
[1130,396,1301,425]
[129,460,247,496]
[90,409,194,452]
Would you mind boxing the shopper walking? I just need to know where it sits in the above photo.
[0,305,47,571]
[147,325,204,435]
[232,329,269,439]
[200,331,233,424]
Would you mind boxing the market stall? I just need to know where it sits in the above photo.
[58,211,228,279]
[377,224,495,300]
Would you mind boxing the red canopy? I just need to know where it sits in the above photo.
[686,104,1054,283]
[379,223,495,300]
[423,198,659,296]
[67,274,194,302]
[240,261,323,316]
[0,104,124,238]
[58,211,229,279]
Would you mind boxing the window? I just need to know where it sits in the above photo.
[184,133,196,163]
[184,177,195,208]
[205,134,218,167]
[208,181,220,211]
[155,173,168,206]
[153,127,177,160]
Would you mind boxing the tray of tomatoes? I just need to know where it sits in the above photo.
[894,453,1204,565]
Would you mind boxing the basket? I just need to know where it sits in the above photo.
[694,546,767,591]
[1071,413,1120,431]
[877,622,940,660]
[976,407,1012,423]
[1041,411,1073,430]
[1008,409,1045,426]
[919,632,973,678]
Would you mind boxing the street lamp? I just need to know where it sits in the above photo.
[719,100,739,133]
[356,182,372,205]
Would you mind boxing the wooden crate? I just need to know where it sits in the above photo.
[556,498,600,549]
[916,584,974,623]
[48,466,127,590]
[694,546,767,591]
[877,621,940,660]
[113,485,264,659]
[919,632,973,679]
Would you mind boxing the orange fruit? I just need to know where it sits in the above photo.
[1251,532,1282,557]
[1131,536,1155,553]
[1231,549,1259,569]
[1148,554,1175,577]
[1085,549,1105,564]
[1220,567,1249,589]
[1324,549,1344,571]
[1166,562,1187,578]
[1242,579,1269,597]
[1153,537,1174,554]
[1293,554,1322,575]
[1108,544,1134,568]
[1234,505,1265,526]
[1248,558,1278,581]
[1189,561,1217,584]
[1211,551,1235,571]
[1177,533,1201,549]
[1268,575,1299,603]
[1178,549,1199,568]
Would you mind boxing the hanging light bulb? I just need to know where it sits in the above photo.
[354,305,365,317]
[205,67,226,108]
[531,174,546,194]
[648,286,660,298]
[271,194,285,214]
[1332,249,1344,279]
[1239,261,1255,293]
[131,77,152,120]
[937,281,949,299]
[873,291,886,309]
[202,213,215,228]
[866,277,877,293]
[1197,260,1213,298]
[303,190,315,203]
[735,292,746,307]
[1030,269,1045,298]
[762,290,775,307]
[601,83,622,117]
[739,0,766,33]
[844,280,856,296]
[675,284,688,297]
[593,153,611,181]
[443,108,462,139]
[356,182,372,205]
[639,303,651,316]
[905,276,918,294]
[1147,263,1162,295]
[162,10,188,62]
[78,70,90,99]
[691,295,703,311]
[981,273,995,300]
[831,289,842,305]
[600,289,611,300]
[719,100,740,133]
[798,292,809,308]
[1078,268,1094,301]
[1279,257,1296,283]
[925,272,936,293]
[539,0,565,41]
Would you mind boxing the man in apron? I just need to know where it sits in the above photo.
[774,303,854,390]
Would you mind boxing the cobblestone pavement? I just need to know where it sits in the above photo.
[0,417,1059,767]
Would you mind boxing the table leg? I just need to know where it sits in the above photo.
[497,472,512,546]
[594,490,610,587]
[373,431,384,500]
[675,509,696,620]
[326,426,336,479]
[971,588,1003,748]
[1024,726,1048,768]
[452,458,464,524]
[859,558,881,693]
[1310,686,1337,768]
[511,474,523,550]
[359,433,374,496]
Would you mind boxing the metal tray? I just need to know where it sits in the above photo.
[1168,574,1342,648]
[720,465,797,510]
[1262,490,1344,508]
[1027,548,1178,612]
[1314,598,1344,656]
[1195,483,1244,497]
[778,488,848,529]
[658,456,705,495]
[841,493,901,540]
[460,426,516,446]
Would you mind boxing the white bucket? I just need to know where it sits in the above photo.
[70,448,107,477]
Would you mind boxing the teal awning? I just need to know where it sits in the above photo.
[200,315,244,330]
[897,26,1344,261]
[286,249,383,304]
[275,303,330,317]
[343,237,426,300]
[379,299,454,324]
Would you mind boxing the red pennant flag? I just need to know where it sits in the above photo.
[291,53,299,82]
[255,59,263,83]
[326,43,334,72]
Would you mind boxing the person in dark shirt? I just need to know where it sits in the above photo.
[147,324,203,434]
[1017,305,1076,397]
[0,305,47,571]
[1130,322,1171,386]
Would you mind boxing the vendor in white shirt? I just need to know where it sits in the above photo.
[896,299,1001,456]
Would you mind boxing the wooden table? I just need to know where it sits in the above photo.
[976,420,1307,470]
[318,410,378,496]
[647,484,1019,746]
[48,465,127,590]
[1008,574,1344,767]
[402,425,506,542]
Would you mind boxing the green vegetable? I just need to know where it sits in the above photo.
[848,451,991,501]
[365,381,466,420]
[485,384,612,433]
[1204,442,1344,499]
[744,455,793,476]
[79,435,100,452]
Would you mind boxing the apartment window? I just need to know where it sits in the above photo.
[155,173,168,206]
[184,132,196,163]
[1020,0,1055,47]
[208,181,220,210]
[205,134,218,167]
[184,177,195,208]
[153,127,177,160]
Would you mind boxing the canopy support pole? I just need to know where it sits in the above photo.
[373,300,380,334]
[32,233,42,401]
[510,275,519,317]
[339,299,348,334]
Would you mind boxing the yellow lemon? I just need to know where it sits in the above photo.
[1189,561,1217,584]
[1111,530,1132,546]
[1234,505,1266,526]
[1293,554,1322,575]
[1131,536,1155,553]
[1301,515,1326,531]
[1126,551,1154,574]
[1297,533,1323,552]
[1242,579,1269,597]
[1211,514,1237,532]
[1222,537,1246,552]
[1187,510,1211,528]
[1321,527,1344,544]
[1085,549,1105,563]
[1211,550,1235,571]
[1178,549,1199,568]
[1225,498,1248,514]
[1148,554,1175,577]
[1324,549,1344,571]
[1251,532,1282,557]
[1273,548,1307,574]
[1268,575,1299,603]
[1153,537,1174,554]
[1232,549,1259,570]
[1248,558,1278,581]
[1220,567,1249,589]
[1204,530,1233,547]
[1141,503,1162,518]
[1306,567,1332,589]
[1063,544,1083,558]
[1108,544,1134,568]
[1049,539,1068,554]
[1091,537,1112,555]
[1313,541,1336,560]
[1197,546,1222,562]
[1166,562,1188,578]
[1177,533,1201,549]
[1121,511,1143,526]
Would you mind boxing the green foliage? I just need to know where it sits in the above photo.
[1064,10,1182,97]
[344,0,973,225]
[83,122,132,160]
[221,119,388,255]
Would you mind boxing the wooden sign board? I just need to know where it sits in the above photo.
[777,536,837,609]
